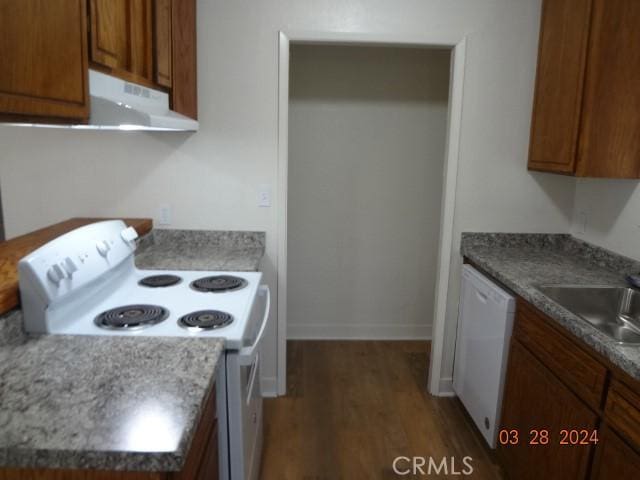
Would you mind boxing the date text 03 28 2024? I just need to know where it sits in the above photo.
[498,429,599,446]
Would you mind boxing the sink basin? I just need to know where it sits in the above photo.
[536,285,640,345]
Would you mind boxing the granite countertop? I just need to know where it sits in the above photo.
[135,229,265,271]
[0,331,224,471]
[461,233,640,381]
[0,228,266,471]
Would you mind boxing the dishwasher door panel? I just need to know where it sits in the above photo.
[453,264,515,448]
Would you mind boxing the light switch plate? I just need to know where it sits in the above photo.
[258,185,271,207]
[159,204,172,225]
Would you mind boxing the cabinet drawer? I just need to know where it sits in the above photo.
[605,380,640,450]
[515,301,607,409]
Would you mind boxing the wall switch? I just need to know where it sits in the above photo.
[159,204,172,225]
[258,185,271,207]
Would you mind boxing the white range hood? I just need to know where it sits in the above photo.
[4,70,199,131]
[88,69,199,131]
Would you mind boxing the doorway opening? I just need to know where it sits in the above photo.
[287,43,449,344]
[276,32,467,397]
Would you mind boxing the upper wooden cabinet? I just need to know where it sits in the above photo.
[0,0,196,123]
[528,0,640,178]
[170,0,197,120]
[89,0,196,118]
[88,0,154,86]
[577,0,640,178]
[0,0,89,121]
[527,0,592,175]
[154,0,173,88]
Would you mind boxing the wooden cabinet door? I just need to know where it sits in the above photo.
[499,340,599,480]
[527,0,592,174]
[591,427,640,479]
[89,0,153,85]
[195,424,219,480]
[576,0,640,178]
[170,386,217,480]
[171,0,197,119]
[0,0,89,121]
[154,0,172,88]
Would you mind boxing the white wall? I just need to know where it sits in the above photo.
[0,0,576,393]
[571,179,640,260]
[287,45,449,340]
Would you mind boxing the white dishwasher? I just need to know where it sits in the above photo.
[453,264,515,448]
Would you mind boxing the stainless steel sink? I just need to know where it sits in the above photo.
[536,285,640,345]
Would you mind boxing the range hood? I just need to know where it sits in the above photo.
[88,69,199,131]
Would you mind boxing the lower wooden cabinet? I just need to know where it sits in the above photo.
[603,379,640,449]
[459,259,640,479]
[170,384,219,480]
[493,293,640,479]
[499,340,598,480]
[591,427,640,480]
[194,424,219,480]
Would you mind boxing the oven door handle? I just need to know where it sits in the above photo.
[239,284,270,365]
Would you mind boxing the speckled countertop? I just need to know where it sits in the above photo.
[461,233,640,381]
[0,228,266,471]
[0,333,223,471]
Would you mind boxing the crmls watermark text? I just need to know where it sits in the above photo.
[392,456,474,476]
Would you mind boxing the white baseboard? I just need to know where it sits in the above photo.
[436,376,456,397]
[260,376,278,398]
[287,323,432,340]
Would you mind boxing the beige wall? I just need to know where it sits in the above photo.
[0,0,576,393]
[571,179,640,260]
[287,45,449,339]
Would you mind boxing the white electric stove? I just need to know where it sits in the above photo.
[17,220,269,480]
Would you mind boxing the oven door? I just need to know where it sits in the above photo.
[225,285,269,480]
[240,351,263,480]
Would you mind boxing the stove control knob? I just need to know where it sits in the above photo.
[121,226,139,244]
[47,264,66,285]
[96,240,111,257]
[62,257,78,276]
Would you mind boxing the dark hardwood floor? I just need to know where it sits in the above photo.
[260,341,503,479]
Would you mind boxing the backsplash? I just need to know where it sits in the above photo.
[0,310,26,346]
[139,228,265,250]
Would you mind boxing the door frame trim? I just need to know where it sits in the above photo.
[276,30,467,396]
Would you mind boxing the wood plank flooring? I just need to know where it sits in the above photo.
[260,341,503,479]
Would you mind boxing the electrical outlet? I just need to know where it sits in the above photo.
[258,185,271,207]
[577,211,588,235]
[159,204,172,225]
